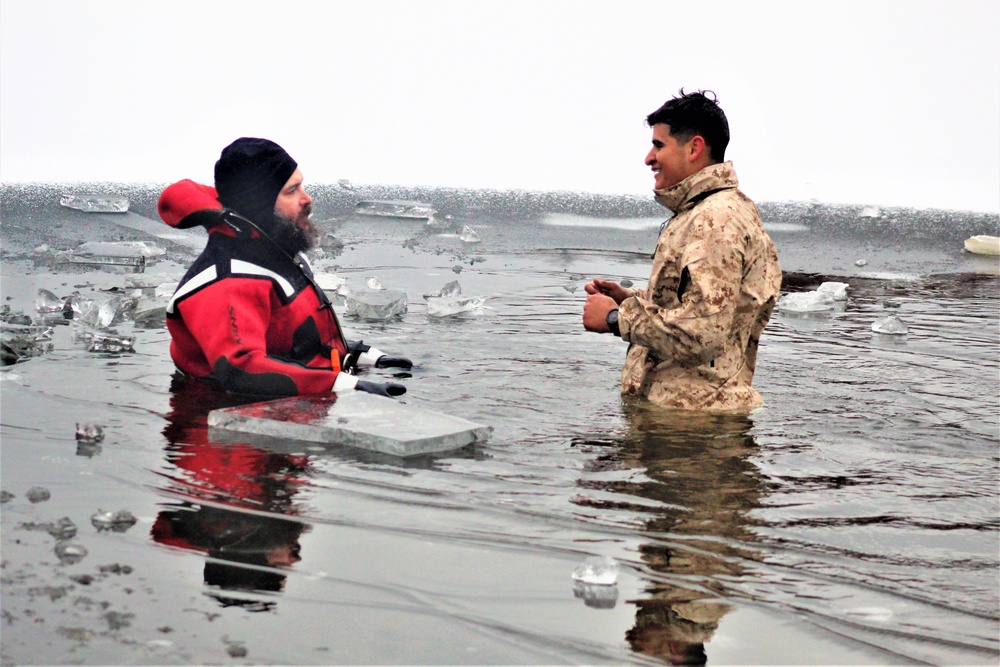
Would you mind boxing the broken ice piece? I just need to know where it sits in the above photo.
[314,273,348,297]
[35,289,66,314]
[423,281,486,318]
[365,277,383,290]
[70,293,137,329]
[816,281,849,301]
[571,555,619,585]
[91,509,138,532]
[76,241,165,258]
[54,542,88,565]
[345,287,407,321]
[26,487,51,503]
[47,517,78,541]
[76,423,105,442]
[426,295,486,318]
[872,314,908,335]
[88,332,135,353]
[459,225,480,243]
[132,302,167,329]
[573,581,619,609]
[777,290,836,313]
[855,259,868,267]
[60,193,129,213]
[423,280,462,299]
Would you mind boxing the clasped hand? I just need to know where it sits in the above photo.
[582,278,627,333]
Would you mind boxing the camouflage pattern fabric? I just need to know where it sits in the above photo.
[617,162,782,412]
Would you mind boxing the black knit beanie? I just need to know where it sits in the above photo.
[214,138,298,225]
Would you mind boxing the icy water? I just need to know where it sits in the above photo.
[1,184,998,665]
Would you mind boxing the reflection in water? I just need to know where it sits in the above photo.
[151,375,312,611]
[580,402,765,665]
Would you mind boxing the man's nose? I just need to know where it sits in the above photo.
[644,149,656,166]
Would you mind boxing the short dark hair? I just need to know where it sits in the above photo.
[646,89,730,163]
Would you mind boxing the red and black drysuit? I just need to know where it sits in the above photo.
[161,180,354,396]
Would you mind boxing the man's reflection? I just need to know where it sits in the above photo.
[577,401,765,665]
[151,374,312,611]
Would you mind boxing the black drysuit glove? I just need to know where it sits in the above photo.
[354,379,407,397]
[373,356,413,370]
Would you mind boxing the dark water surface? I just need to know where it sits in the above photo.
[1,184,998,665]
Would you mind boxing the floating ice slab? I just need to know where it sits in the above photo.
[60,193,129,213]
[964,235,1000,256]
[872,314,908,335]
[423,280,486,318]
[816,281,849,301]
[777,290,836,313]
[345,287,408,321]
[572,555,620,585]
[76,241,166,258]
[459,225,480,243]
[426,295,486,318]
[208,392,492,457]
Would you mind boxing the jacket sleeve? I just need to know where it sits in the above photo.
[617,215,743,366]
[175,276,352,397]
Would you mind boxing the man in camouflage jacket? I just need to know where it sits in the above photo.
[584,91,781,412]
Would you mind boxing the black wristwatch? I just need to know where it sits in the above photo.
[606,308,620,337]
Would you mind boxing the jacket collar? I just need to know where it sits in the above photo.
[653,161,738,213]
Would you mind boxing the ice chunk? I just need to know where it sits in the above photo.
[26,487,51,503]
[54,542,88,565]
[1,323,55,362]
[70,293,137,329]
[208,392,493,457]
[60,193,129,213]
[132,300,167,329]
[76,423,105,442]
[423,281,486,318]
[345,287,408,321]
[35,288,66,314]
[314,272,348,297]
[365,277,383,290]
[573,581,619,609]
[47,517,78,541]
[872,315,908,335]
[459,225,480,243]
[124,274,173,298]
[855,259,868,267]
[91,509,138,532]
[1,306,32,326]
[426,295,486,318]
[87,331,135,353]
[571,555,619,585]
[872,300,908,335]
[423,280,462,299]
[816,281,849,301]
[964,235,1000,256]
[777,290,836,313]
[859,206,880,218]
[77,241,165,258]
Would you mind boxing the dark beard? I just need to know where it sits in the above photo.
[269,204,318,256]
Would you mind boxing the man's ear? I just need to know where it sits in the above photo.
[687,135,707,163]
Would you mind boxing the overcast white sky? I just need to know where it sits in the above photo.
[1,0,998,212]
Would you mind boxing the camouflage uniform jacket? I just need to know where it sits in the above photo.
[617,162,781,411]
